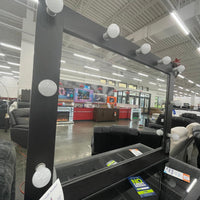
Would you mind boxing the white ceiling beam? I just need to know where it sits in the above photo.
[126,1,199,42]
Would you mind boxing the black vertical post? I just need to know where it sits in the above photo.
[24,1,63,199]
[163,72,175,153]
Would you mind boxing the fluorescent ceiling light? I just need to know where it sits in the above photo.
[14,76,19,78]
[0,42,21,51]
[0,65,10,69]
[60,68,121,82]
[184,93,187,95]
[12,71,19,74]
[112,72,124,77]
[0,53,5,56]
[174,90,177,92]
[196,84,200,87]
[149,82,156,85]
[170,11,190,35]
[73,53,95,61]
[0,71,13,75]
[157,78,165,82]
[178,74,184,79]
[138,72,148,77]
[197,47,200,53]
[179,92,183,94]
[7,62,20,66]
[174,84,177,86]
[186,89,189,91]
[112,64,127,71]
[191,91,194,93]
[188,80,194,84]
[60,60,66,63]
[133,78,142,82]
[158,88,166,92]
[179,86,183,89]
[84,66,99,71]
[196,93,199,95]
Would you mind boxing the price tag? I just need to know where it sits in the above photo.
[106,160,117,167]
[129,149,143,156]
[39,179,64,200]
[128,176,156,198]
[164,166,190,183]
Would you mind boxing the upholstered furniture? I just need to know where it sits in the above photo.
[91,125,162,155]
[0,140,16,200]
[148,113,199,129]
[9,108,29,148]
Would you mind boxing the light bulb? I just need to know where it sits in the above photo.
[158,56,171,65]
[103,24,120,40]
[173,65,185,73]
[45,0,64,16]
[38,79,57,97]
[32,163,51,188]
[136,43,151,55]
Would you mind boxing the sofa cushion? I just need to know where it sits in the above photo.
[14,125,29,129]
[171,127,188,139]
[12,108,30,125]
[181,113,197,119]
[110,125,138,136]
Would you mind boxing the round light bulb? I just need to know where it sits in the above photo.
[45,0,64,16]
[38,79,57,97]
[177,65,185,73]
[32,163,51,188]
[162,56,171,65]
[139,43,151,55]
[107,24,120,38]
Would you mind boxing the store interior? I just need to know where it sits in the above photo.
[1,0,200,200]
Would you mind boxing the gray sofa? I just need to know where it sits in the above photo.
[9,108,29,148]
[0,140,16,200]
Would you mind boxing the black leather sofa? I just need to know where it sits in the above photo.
[0,100,8,129]
[148,113,200,130]
[9,108,29,148]
[91,125,162,155]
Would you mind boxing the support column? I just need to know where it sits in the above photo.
[191,94,196,107]
[18,9,35,93]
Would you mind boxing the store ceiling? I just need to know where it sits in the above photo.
[0,0,200,96]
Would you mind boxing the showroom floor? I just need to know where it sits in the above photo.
[0,118,198,200]
[0,119,140,200]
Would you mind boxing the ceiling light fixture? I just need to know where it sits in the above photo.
[178,74,184,79]
[112,64,127,71]
[0,72,13,75]
[158,88,166,92]
[196,84,200,87]
[73,53,95,62]
[14,76,19,78]
[157,56,171,65]
[136,43,151,55]
[0,65,10,69]
[174,90,177,92]
[157,78,165,82]
[60,60,66,63]
[103,24,120,40]
[133,78,142,82]
[60,68,121,82]
[84,66,99,71]
[186,89,189,91]
[197,47,200,53]
[0,42,21,51]
[149,82,156,85]
[12,71,19,74]
[170,11,190,35]
[188,80,194,84]
[112,73,124,77]
[138,72,148,77]
[7,62,20,66]
[0,53,5,56]
[179,86,183,89]
[191,91,195,93]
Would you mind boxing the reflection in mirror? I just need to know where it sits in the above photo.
[54,32,167,180]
